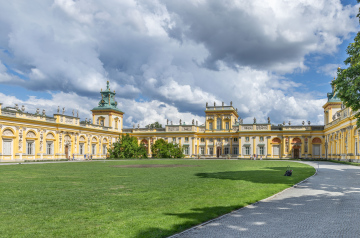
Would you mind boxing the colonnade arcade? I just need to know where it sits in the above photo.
[0,125,112,160]
[135,134,324,159]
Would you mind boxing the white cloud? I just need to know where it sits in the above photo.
[0,0,357,127]
[0,91,204,128]
[317,63,340,78]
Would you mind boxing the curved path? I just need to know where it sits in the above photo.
[173,161,360,238]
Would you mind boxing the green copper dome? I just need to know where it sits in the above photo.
[327,81,341,103]
[92,81,124,113]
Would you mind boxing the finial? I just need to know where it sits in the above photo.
[337,67,341,70]
[101,88,102,92]
[114,90,115,93]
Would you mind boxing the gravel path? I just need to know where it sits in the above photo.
[173,161,360,238]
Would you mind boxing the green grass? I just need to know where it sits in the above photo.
[0,160,315,237]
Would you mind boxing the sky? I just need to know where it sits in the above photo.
[0,0,359,127]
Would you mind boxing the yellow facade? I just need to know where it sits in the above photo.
[0,82,359,161]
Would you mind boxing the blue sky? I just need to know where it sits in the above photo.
[0,0,359,127]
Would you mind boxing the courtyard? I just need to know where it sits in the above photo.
[0,160,314,237]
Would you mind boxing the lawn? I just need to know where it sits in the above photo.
[0,160,315,237]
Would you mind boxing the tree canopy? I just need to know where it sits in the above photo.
[151,139,185,158]
[108,134,147,159]
[332,1,360,127]
[145,122,162,129]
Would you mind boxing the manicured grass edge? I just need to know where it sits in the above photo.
[168,161,317,238]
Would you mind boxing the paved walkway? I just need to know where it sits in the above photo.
[174,161,360,238]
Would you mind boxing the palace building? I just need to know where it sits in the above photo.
[0,81,358,161]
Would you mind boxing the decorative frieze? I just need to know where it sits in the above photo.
[182,126,192,132]
[168,127,179,132]
[256,125,268,130]
[40,130,44,152]
[242,126,253,130]
[65,118,73,124]
[18,128,23,151]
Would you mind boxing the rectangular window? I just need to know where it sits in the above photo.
[313,145,320,156]
[201,138,205,142]
[225,122,229,130]
[259,146,264,155]
[92,144,96,155]
[210,138,213,142]
[260,136,264,141]
[209,147,213,155]
[217,138,221,142]
[200,147,205,155]
[225,138,229,142]
[234,137,238,142]
[209,122,213,130]
[356,139,358,156]
[3,140,12,155]
[233,147,238,155]
[185,137,189,142]
[103,145,107,155]
[27,141,34,155]
[273,145,280,156]
[79,144,84,155]
[224,147,229,154]
[184,146,189,155]
[173,137,176,142]
[217,119,221,130]
[46,142,53,155]
[246,137,249,142]
[245,146,250,155]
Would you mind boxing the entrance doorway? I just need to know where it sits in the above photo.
[65,145,69,159]
[216,147,221,158]
[294,148,300,159]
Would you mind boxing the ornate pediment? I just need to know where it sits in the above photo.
[26,131,36,138]
[3,129,14,136]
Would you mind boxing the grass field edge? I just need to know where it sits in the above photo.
[168,161,318,238]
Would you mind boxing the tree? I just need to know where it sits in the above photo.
[151,139,185,158]
[333,0,360,127]
[145,121,162,129]
[108,134,147,159]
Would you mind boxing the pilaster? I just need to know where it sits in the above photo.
[205,138,208,156]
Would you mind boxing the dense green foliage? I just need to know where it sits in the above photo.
[145,121,162,129]
[151,139,184,158]
[108,134,147,158]
[332,0,360,127]
[0,160,315,237]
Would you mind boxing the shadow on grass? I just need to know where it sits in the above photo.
[195,167,313,185]
[135,205,239,238]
